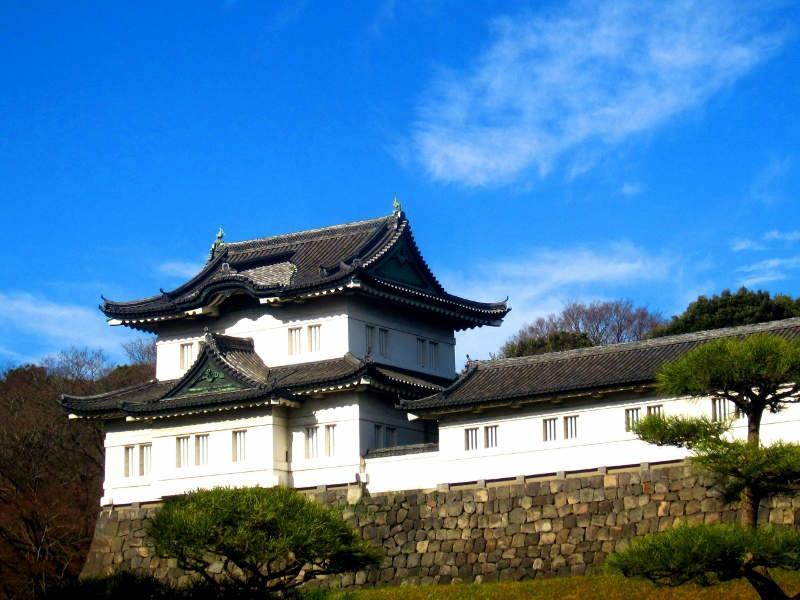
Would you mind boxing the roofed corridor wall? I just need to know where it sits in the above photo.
[101,390,800,504]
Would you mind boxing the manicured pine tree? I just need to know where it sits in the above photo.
[608,333,800,600]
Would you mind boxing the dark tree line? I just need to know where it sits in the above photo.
[497,289,800,359]
[0,340,155,600]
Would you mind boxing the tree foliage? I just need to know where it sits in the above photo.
[149,487,379,596]
[0,348,153,600]
[656,334,800,417]
[607,525,800,598]
[497,299,664,358]
[651,288,800,338]
[611,332,800,600]
[497,330,592,358]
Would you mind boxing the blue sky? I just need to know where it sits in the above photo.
[1,1,799,365]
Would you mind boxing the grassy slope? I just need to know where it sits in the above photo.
[331,573,800,600]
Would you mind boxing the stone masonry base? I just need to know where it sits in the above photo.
[81,461,800,587]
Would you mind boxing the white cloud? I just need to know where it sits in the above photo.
[764,229,800,242]
[749,157,792,204]
[157,260,203,280]
[730,238,765,252]
[737,256,800,288]
[410,1,786,186]
[620,182,643,197]
[442,243,673,362]
[0,292,138,363]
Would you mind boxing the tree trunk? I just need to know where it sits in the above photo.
[743,567,792,600]
[741,409,763,530]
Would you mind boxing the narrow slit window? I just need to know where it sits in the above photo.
[176,436,190,468]
[308,324,321,353]
[324,425,335,457]
[138,444,151,477]
[195,434,209,466]
[179,342,194,370]
[385,426,396,447]
[465,427,479,451]
[305,426,319,458]
[543,418,557,442]
[232,430,246,463]
[563,415,578,440]
[365,325,375,354]
[378,328,389,357]
[373,424,383,449]
[429,342,439,371]
[124,445,135,477]
[711,398,732,422]
[288,327,302,355]
[484,425,498,448]
[624,408,641,432]
[647,405,663,417]
[416,338,426,367]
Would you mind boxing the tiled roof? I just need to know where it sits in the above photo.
[402,318,800,414]
[61,331,449,419]
[101,212,508,330]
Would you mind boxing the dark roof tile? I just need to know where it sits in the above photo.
[403,318,800,413]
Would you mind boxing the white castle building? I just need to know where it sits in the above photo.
[62,205,800,506]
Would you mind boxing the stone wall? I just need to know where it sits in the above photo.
[81,461,800,587]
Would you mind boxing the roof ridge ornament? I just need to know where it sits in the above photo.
[210,226,226,258]
[392,194,402,217]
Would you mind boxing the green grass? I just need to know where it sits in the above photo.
[327,572,800,600]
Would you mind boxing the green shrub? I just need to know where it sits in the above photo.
[149,487,379,597]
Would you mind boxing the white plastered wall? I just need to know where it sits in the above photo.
[363,393,800,494]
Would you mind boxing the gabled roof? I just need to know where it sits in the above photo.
[101,211,508,331]
[402,317,800,416]
[61,331,450,420]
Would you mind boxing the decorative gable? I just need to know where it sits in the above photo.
[370,235,440,293]
[166,345,250,399]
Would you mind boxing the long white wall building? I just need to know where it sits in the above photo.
[61,208,800,506]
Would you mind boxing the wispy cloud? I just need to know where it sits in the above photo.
[410,1,787,186]
[157,260,203,279]
[764,229,800,242]
[731,238,765,252]
[749,156,792,204]
[620,182,643,197]
[0,292,138,363]
[443,243,674,361]
[737,256,800,288]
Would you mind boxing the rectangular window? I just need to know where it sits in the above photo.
[232,430,246,463]
[543,418,557,442]
[373,424,383,449]
[625,408,641,432]
[138,444,151,477]
[385,426,396,447]
[307,324,321,353]
[195,434,209,466]
[305,426,319,458]
[563,415,578,440]
[176,436,190,468]
[465,427,479,451]
[324,424,335,457]
[288,327,302,355]
[378,328,389,357]
[416,338,426,367]
[647,405,664,417]
[365,325,375,354]
[429,342,439,371]
[179,342,194,370]
[484,425,498,448]
[124,445,135,477]
[712,398,731,422]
